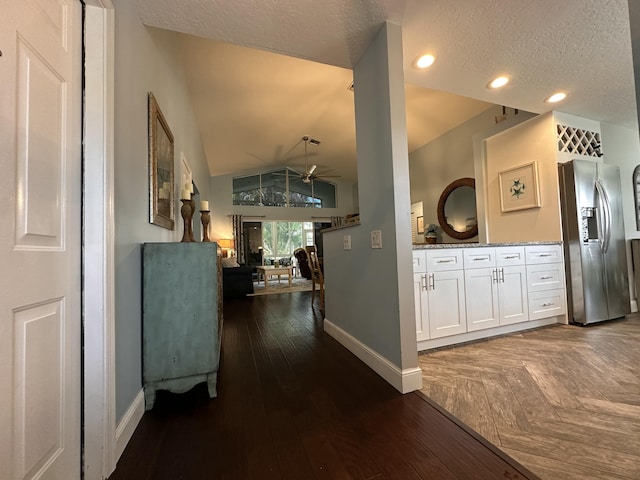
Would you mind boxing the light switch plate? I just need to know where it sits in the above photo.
[343,235,351,250]
[371,230,382,249]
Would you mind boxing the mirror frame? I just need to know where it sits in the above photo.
[437,177,478,240]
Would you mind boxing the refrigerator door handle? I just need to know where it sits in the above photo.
[595,179,612,253]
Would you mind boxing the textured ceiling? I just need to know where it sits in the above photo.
[138,0,637,182]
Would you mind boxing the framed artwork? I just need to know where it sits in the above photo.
[148,92,175,229]
[498,161,541,212]
[417,216,425,234]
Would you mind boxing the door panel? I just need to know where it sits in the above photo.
[499,266,529,325]
[0,1,82,478]
[428,270,466,338]
[598,163,631,319]
[413,273,429,341]
[465,267,499,332]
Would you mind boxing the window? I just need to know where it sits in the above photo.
[233,168,336,208]
[261,221,314,264]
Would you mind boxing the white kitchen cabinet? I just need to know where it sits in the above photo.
[525,244,563,264]
[465,266,500,331]
[426,249,466,339]
[413,272,430,341]
[412,249,466,340]
[464,247,528,332]
[498,265,529,325]
[427,269,467,338]
[528,289,566,320]
[525,245,566,321]
[413,243,566,350]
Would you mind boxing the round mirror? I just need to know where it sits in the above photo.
[437,177,478,240]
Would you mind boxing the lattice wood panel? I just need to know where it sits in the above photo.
[556,124,602,157]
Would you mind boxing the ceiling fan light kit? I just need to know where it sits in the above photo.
[289,135,341,184]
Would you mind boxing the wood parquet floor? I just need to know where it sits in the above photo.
[418,313,640,480]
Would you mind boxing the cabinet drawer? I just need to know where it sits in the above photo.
[427,249,463,271]
[412,250,427,273]
[525,244,563,264]
[495,246,525,267]
[463,248,496,269]
[528,289,566,320]
[527,263,565,292]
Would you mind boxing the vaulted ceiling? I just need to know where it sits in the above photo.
[137,0,637,183]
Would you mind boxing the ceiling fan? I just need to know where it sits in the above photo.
[294,135,340,184]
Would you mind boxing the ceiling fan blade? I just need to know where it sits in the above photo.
[308,164,317,175]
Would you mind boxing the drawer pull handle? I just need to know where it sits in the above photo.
[437,259,454,263]
[504,255,519,259]
[540,276,553,280]
[472,257,487,261]
[542,302,555,307]
[537,253,552,257]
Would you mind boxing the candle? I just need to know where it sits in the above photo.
[180,188,190,200]
[163,182,171,192]
[158,187,168,199]
[185,182,193,194]
[200,200,209,211]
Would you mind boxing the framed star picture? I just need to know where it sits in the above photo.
[498,161,541,212]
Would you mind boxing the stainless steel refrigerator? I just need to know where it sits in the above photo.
[558,159,630,325]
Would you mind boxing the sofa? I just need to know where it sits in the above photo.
[221,257,254,298]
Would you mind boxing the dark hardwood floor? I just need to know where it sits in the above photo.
[109,292,536,480]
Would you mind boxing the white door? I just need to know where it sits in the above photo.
[428,270,467,338]
[498,265,529,325]
[0,1,82,478]
[465,267,500,332]
[413,272,430,341]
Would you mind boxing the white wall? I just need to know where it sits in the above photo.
[409,106,536,243]
[208,171,356,240]
[323,22,420,393]
[485,113,563,243]
[113,0,209,421]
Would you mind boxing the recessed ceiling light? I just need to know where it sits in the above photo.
[414,54,436,69]
[488,76,509,89]
[546,92,567,103]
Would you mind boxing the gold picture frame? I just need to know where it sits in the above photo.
[498,161,541,212]
[417,216,424,234]
[148,92,175,229]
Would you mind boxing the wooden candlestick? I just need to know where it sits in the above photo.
[180,199,193,242]
[200,210,211,242]
[188,196,196,242]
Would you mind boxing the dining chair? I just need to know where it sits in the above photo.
[305,245,324,311]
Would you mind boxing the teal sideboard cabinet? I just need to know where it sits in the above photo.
[142,242,223,410]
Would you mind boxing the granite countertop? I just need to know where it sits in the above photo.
[413,241,562,249]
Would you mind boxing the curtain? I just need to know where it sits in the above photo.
[231,214,244,264]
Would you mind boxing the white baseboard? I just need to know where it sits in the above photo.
[323,319,422,394]
[115,389,145,462]
[417,316,560,351]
